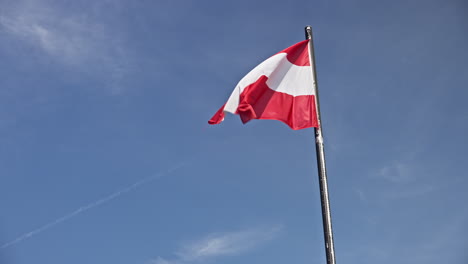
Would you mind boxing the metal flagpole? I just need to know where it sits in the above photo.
[305,26,337,264]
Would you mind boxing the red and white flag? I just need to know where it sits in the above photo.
[208,39,318,130]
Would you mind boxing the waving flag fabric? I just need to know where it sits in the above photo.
[208,39,318,130]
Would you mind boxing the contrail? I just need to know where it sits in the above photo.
[1,163,186,249]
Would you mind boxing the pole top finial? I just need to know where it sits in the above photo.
[305,26,313,40]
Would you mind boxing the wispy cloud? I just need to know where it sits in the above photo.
[149,226,282,264]
[0,1,133,93]
[149,257,175,264]
[363,157,438,202]
[0,163,186,250]
[377,160,413,184]
[1,15,92,65]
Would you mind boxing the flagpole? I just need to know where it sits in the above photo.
[305,26,337,264]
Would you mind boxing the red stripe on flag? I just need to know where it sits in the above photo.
[208,104,226,125]
[278,40,310,66]
[235,76,317,130]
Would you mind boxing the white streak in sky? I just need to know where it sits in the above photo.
[149,225,283,264]
[0,163,186,249]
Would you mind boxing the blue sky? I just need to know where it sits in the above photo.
[1,0,467,263]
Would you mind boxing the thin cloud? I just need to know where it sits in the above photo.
[0,163,186,250]
[150,226,282,264]
[368,157,438,203]
[0,1,133,93]
[148,256,177,264]
[377,160,413,183]
[0,15,90,65]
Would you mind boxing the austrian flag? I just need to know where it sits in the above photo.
[208,39,318,130]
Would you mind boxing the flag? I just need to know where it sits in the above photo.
[208,39,318,130]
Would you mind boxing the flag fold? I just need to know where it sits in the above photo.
[208,39,318,130]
